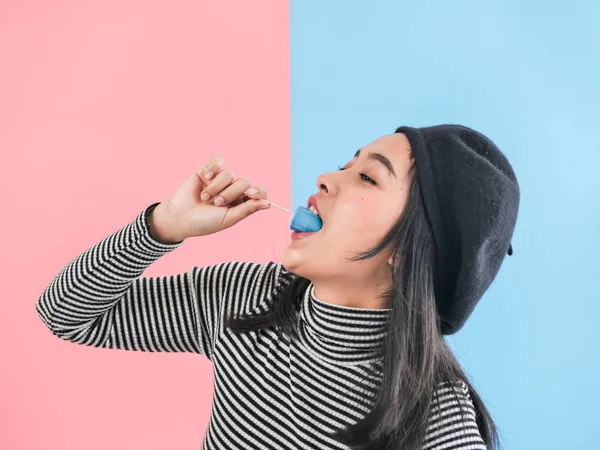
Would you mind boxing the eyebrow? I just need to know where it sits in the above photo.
[354,148,397,178]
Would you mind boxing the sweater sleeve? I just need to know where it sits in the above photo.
[35,202,284,361]
[422,380,487,450]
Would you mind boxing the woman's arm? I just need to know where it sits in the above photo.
[35,203,280,360]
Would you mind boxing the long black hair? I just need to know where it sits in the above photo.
[225,161,500,449]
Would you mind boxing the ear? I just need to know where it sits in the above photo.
[387,256,393,265]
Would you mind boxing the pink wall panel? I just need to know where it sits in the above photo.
[0,1,290,449]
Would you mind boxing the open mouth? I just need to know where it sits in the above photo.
[289,199,323,238]
[308,204,321,219]
[306,195,322,220]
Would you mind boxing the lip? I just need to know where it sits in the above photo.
[307,195,321,216]
[290,231,314,241]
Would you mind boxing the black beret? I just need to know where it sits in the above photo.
[395,124,520,334]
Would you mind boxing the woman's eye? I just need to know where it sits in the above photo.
[360,173,377,185]
[337,165,377,185]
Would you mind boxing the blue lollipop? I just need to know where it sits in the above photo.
[253,197,323,233]
[290,206,322,233]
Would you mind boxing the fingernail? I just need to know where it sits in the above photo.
[246,188,258,196]
[206,171,213,180]
[258,203,269,210]
[214,196,224,206]
[201,192,211,202]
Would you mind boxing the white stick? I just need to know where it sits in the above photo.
[261,199,293,215]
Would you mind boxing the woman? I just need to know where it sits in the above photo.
[36,124,520,449]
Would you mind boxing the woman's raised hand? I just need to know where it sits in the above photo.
[149,155,270,242]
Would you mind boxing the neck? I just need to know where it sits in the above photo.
[311,267,392,310]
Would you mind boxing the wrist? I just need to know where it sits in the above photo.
[147,203,186,244]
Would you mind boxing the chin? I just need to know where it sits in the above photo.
[280,246,301,273]
[280,246,313,279]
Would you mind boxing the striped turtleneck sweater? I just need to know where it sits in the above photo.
[36,203,487,450]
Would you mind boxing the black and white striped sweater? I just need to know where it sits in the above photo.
[36,203,487,450]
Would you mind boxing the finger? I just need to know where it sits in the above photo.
[200,168,235,202]
[244,185,268,201]
[222,197,269,227]
[230,184,268,208]
[196,155,224,182]
[212,177,252,207]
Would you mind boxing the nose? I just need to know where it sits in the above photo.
[316,171,336,195]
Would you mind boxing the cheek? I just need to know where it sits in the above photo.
[334,196,391,236]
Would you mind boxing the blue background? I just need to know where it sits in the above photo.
[291,1,600,448]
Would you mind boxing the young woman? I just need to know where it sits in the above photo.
[36,124,520,449]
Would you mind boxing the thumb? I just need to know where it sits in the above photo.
[223,198,269,228]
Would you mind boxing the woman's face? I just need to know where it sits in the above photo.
[281,133,414,289]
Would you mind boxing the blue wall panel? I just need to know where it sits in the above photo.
[291,2,600,448]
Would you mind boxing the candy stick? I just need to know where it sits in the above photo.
[260,199,293,215]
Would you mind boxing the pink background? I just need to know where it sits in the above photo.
[0,1,290,449]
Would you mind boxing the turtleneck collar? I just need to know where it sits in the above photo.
[297,283,391,366]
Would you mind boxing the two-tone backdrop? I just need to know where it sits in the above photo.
[1,1,598,449]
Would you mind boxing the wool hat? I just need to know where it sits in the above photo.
[394,124,520,335]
